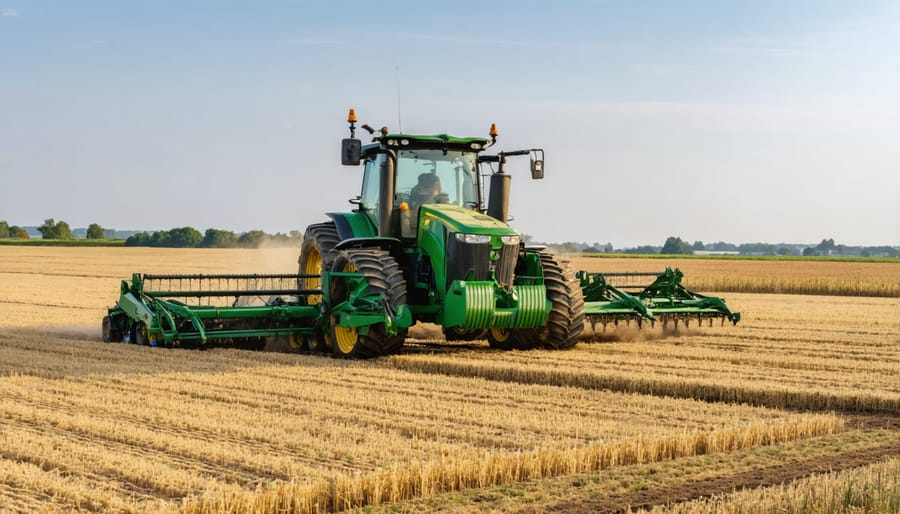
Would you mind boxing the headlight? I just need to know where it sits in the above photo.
[455,233,490,244]
[500,235,520,245]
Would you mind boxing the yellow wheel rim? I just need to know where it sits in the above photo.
[288,334,305,349]
[334,324,358,354]
[304,248,322,304]
[490,328,510,343]
[333,261,359,354]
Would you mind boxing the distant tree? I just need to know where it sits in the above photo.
[37,218,72,239]
[37,218,59,239]
[692,240,705,251]
[624,245,662,254]
[816,238,836,254]
[802,247,818,257]
[707,241,738,252]
[0,220,9,238]
[860,249,871,258]
[738,243,776,256]
[149,230,168,247]
[15,228,28,239]
[86,223,105,239]
[166,227,203,248]
[202,228,238,248]
[237,230,267,248]
[55,221,72,240]
[776,247,793,256]
[661,236,693,255]
[125,232,151,246]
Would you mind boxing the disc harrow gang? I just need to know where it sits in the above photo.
[103,273,326,348]
[579,267,740,331]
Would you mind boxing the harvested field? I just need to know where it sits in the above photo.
[571,256,900,297]
[390,294,900,415]
[0,246,298,327]
[0,246,898,512]
[635,456,900,514]
[0,330,840,512]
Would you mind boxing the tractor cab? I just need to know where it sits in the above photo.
[357,138,485,238]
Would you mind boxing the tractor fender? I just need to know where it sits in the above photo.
[326,212,377,241]
[334,237,402,252]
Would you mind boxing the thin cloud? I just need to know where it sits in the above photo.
[360,30,611,53]
[1,7,19,17]
[702,36,826,57]
[276,37,345,46]
[362,30,536,47]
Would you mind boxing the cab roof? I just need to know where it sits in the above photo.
[363,133,491,153]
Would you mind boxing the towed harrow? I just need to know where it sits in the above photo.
[103,267,738,351]
[580,268,740,331]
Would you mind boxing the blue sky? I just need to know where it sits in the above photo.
[1,1,897,246]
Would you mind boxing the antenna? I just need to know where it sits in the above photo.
[396,65,403,133]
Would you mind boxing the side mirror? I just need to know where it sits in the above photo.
[341,138,362,166]
[530,158,544,180]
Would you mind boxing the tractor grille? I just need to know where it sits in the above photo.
[494,242,518,289]
[446,236,490,284]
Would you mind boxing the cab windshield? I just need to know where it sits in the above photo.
[395,150,479,209]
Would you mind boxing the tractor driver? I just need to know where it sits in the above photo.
[410,173,449,207]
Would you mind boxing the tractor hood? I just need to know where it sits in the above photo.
[419,204,517,236]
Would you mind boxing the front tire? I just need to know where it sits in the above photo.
[329,249,408,359]
[521,253,584,350]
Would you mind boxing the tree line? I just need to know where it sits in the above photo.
[0,219,105,239]
[545,236,898,258]
[125,228,302,248]
[1,219,302,249]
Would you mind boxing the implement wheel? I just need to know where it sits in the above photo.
[520,253,584,350]
[443,326,487,342]
[298,222,340,306]
[487,328,536,350]
[132,321,149,346]
[329,249,407,359]
[101,315,124,343]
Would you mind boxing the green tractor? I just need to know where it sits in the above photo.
[298,109,584,357]
[102,110,738,355]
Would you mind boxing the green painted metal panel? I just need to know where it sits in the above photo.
[419,204,517,236]
[443,280,549,329]
[329,211,378,239]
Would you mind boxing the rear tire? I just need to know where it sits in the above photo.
[329,249,407,358]
[520,253,584,350]
[298,222,340,304]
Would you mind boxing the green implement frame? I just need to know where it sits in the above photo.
[579,267,740,331]
[103,272,412,348]
[103,267,737,351]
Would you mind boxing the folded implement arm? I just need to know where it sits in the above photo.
[579,267,740,331]
[103,272,412,349]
